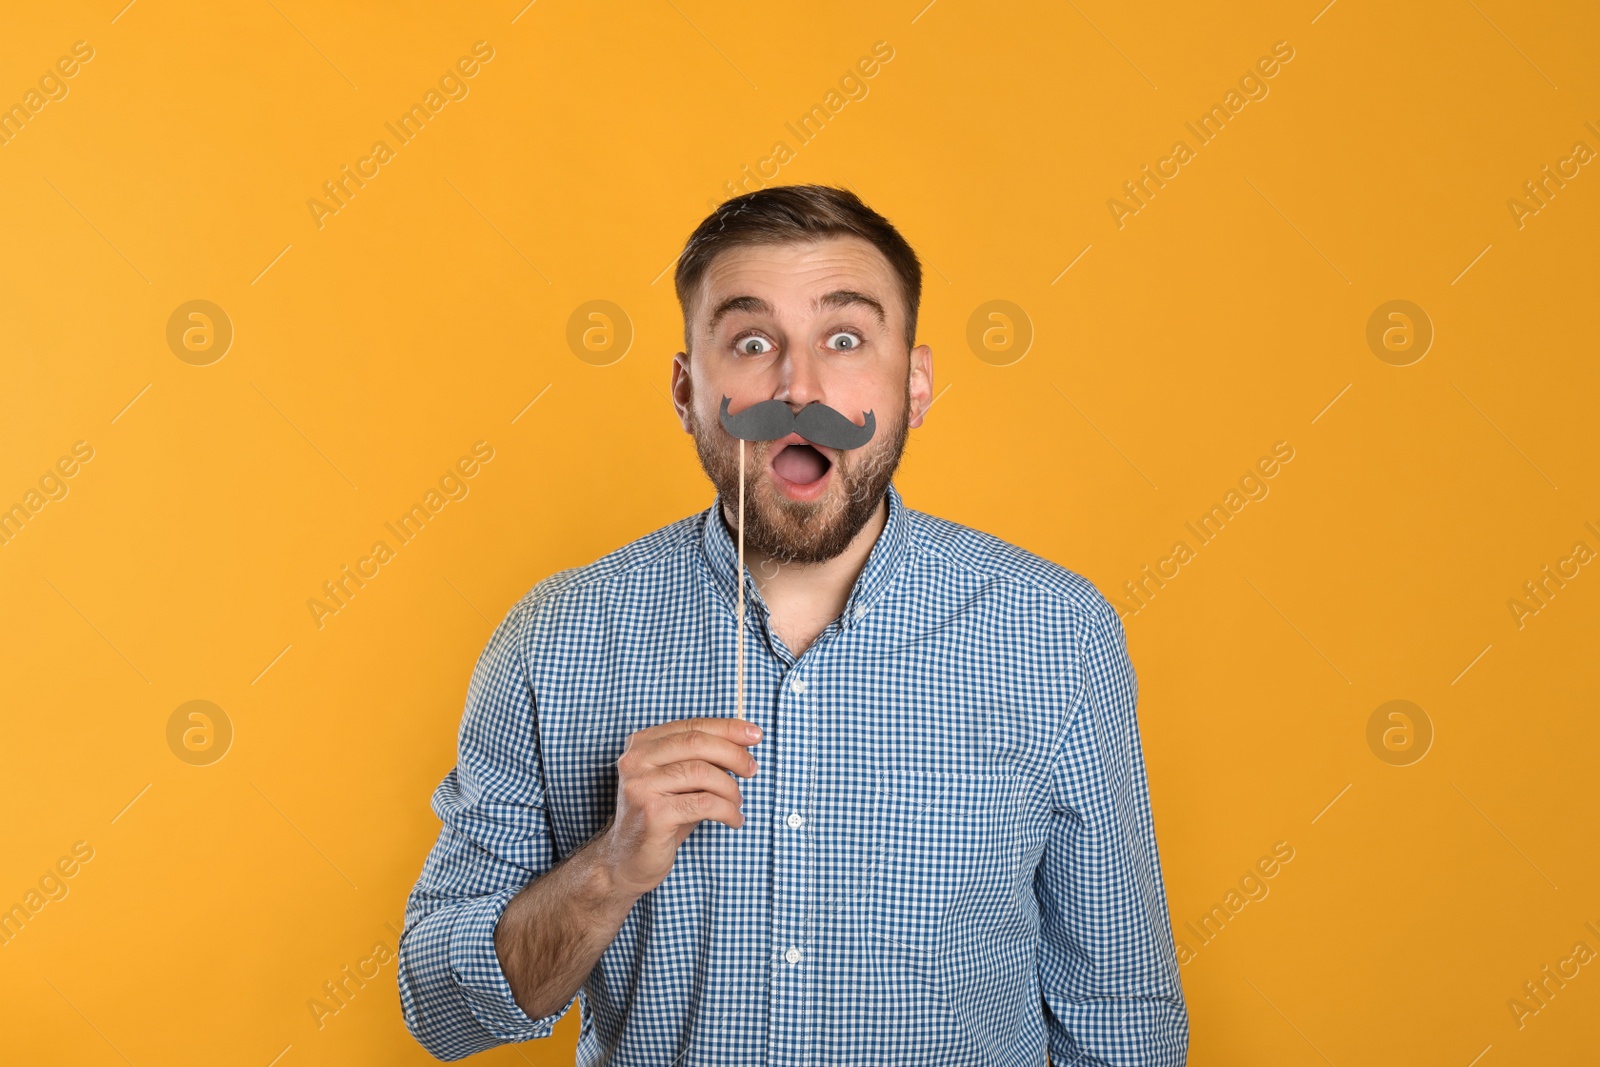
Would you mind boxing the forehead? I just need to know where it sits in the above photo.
[694,235,901,326]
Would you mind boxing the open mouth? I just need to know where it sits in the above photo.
[770,441,833,488]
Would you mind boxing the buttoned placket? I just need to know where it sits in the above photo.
[699,484,909,1065]
[749,576,797,1067]
[737,610,885,1062]
[761,603,856,1067]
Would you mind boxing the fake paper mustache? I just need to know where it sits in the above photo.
[719,395,876,450]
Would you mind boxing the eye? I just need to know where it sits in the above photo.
[734,333,774,356]
[826,330,864,351]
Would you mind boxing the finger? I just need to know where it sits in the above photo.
[635,728,760,777]
[642,760,747,807]
[657,790,745,832]
[630,715,763,749]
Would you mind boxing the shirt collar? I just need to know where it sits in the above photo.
[698,479,915,632]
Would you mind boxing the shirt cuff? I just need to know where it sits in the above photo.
[447,886,576,1042]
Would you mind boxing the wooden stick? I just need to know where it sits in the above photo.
[736,437,745,720]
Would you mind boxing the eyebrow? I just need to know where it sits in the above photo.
[706,289,888,335]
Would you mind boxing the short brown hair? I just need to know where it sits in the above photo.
[673,184,922,357]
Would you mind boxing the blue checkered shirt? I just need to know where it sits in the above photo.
[399,481,1188,1064]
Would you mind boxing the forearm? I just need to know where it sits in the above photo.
[493,827,640,1020]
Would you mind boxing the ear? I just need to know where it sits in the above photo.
[907,343,933,429]
[670,351,694,433]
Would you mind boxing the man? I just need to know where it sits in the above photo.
[398,184,1188,1064]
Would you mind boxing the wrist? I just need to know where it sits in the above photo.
[581,828,644,913]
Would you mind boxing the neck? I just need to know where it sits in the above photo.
[720,493,888,616]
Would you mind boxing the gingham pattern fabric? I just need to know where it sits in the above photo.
[398,481,1188,1065]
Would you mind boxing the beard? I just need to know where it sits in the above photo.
[688,379,911,566]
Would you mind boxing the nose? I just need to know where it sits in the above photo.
[773,345,826,413]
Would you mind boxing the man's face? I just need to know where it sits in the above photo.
[672,235,932,566]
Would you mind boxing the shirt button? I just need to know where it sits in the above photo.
[784,946,802,964]
[790,677,807,694]
[785,812,804,829]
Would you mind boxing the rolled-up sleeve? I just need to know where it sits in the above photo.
[1037,601,1188,1066]
[398,593,577,1061]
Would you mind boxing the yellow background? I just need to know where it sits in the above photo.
[2,0,1597,1063]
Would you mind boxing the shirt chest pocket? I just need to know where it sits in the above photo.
[864,769,1024,958]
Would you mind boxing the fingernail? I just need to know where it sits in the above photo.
[745,723,762,741]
